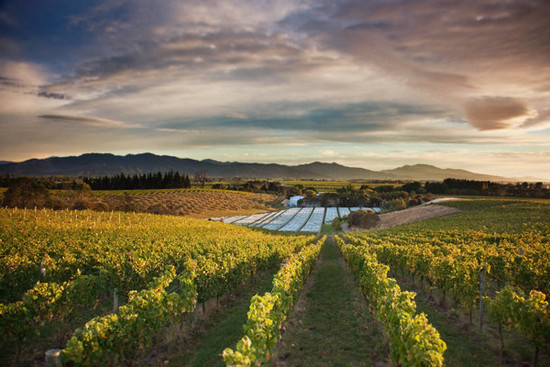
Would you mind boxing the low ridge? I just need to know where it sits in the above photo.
[0,152,522,181]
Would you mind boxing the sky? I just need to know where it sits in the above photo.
[1,0,549,179]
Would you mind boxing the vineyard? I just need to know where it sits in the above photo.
[0,208,316,366]
[87,189,279,218]
[1,197,549,366]
[343,198,550,366]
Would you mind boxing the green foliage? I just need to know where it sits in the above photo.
[487,286,550,349]
[223,238,323,366]
[401,181,422,193]
[0,208,315,303]
[344,198,550,308]
[62,265,197,366]
[345,198,550,364]
[0,274,104,338]
[84,171,192,190]
[337,237,447,367]
[425,178,550,198]
[0,208,317,365]
[331,217,342,230]
[2,177,51,208]
[386,198,407,211]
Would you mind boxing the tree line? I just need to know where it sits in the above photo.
[299,183,430,210]
[424,178,550,198]
[83,171,191,190]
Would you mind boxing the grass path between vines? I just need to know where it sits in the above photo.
[151,270,275,367]
[271,236,390,367]
[394,273,550,367]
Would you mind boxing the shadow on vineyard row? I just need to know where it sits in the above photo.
[388,268,550,367]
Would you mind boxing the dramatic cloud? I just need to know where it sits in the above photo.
[0,61,69,114]
[464,97,530,130]
[0,0,549,178]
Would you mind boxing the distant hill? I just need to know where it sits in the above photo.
[379,164,509,182]
[0,153,525,181]
[0,161,12,165]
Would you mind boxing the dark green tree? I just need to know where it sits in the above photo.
[2,177,51,208]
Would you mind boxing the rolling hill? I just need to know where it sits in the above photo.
[379,164,508,181]
[0,153,525,181]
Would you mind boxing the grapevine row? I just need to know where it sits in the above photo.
[344,234,481,314]
[486,286,550,364]
[336,237,447,367]
[0,273,105,357]
[343,234,550,360]
[344,205,550,297]
[342,199,550,364]
[62,265,196,366]
[222,237,324,366]
[345,228,550,312]
[0,208,315,303]
[0,208,317,365]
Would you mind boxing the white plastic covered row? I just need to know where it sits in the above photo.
[233,212,273,226]
[324,207,339,224]
[300,207,325,233]
[250,210,283,227]
[261,207,302,230]
[221,215,247,224]
[338,207,351,217]
[279,207,314,232]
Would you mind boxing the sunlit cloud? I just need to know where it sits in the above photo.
[464,97,531,130]
[39,114,141,129]
[320,150,336,157]
[0,0,549,178]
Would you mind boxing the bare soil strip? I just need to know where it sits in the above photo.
[374,204,461,229]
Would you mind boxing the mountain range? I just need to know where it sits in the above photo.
[0,153,536,182]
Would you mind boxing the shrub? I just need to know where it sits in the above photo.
[347,209,381,229]
[423,193,434,202]
[2,177,51,208]
[331,217,342,230]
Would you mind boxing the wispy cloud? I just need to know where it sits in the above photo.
[0,0,549,177]
[39,114,140,128]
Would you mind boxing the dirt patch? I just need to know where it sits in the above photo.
[373,204,461,230]
[427,197,464,204]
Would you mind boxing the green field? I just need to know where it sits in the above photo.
[280,179,401,192]
[202,179,400,192]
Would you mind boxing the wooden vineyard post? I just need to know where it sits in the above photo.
[40,259,46,276]
[479,267,486,331]
[113,288,119,313]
